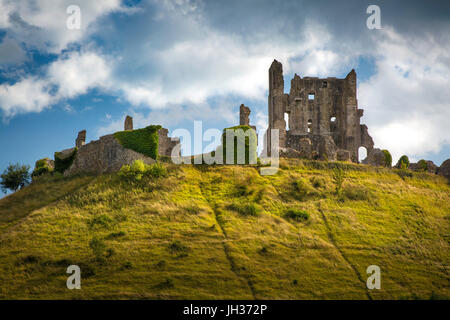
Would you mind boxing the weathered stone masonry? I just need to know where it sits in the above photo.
[61,116,179,176]
[265,59,377,163]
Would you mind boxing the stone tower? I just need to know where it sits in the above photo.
[124,115,133,131]
[265,59,375,162]
[76,130,86,148]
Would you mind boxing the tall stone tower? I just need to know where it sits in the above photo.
[265,59,375,162]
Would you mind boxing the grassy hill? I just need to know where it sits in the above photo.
[0,159,448,299]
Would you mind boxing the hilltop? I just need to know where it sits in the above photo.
[0,159,448,299]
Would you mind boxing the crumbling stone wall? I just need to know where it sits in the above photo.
[64,134,155,176]
[76,130,86,148]
[62,115,180,176]
[158,128,180,157]
[265,59,375,163]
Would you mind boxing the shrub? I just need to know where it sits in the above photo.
[310,176,325,189]
[343,185,371,201]
[396,168,412,180]
[121,261,133,270]
[293,178,311,200]
[32,158,53,177]
[221,125,257,164]
[54,148,77,173]
[285,208,309,221]
[119,160,167,181]
[106,231,126,239]
[227,202,259,216]
[148,162,167,178]
[169,240,188,252]
[382,149,392,167]
[1,163,30,193]
[234,183,252,197]
[417,159,428,171]
[88,214,113,229]
[89,237,107,261]
[396,155,410,169]
[114,125,161,160]
[156,278,174,289]
[332,167,345,195]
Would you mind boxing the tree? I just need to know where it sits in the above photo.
[0,163,30,193]
[396,155,410,169]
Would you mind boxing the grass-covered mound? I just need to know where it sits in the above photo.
[221,125,257,164]
[114,125,161,160]
[0,159,448,299]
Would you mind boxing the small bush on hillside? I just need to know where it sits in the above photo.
[382,149,392,167]
[396,155,410,169]
[106,231,126,239]
[343,185,371,201]
[1,163,30,193]
[417,159,428,171]
[32,158,53,178]
[332,167,345,196]
[121,261,133,270]
[89,237,107,262]
[168,240,188,253]
[310,176,325,189]
[227,202,259,216]
[284,208,309,221]
[119,160,167,181]
[293,178,310,199]
[155,278,174,289]
[148,162,167,178]
[88,214,113,229]
[396,168,413,180]
[234,183,252,197]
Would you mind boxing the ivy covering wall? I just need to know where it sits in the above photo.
[54,148,77,173]
[221,125,257,165]
[114,125,161,160]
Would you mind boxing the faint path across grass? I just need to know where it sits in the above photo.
[198,180,257,299]
[317,201,372,300]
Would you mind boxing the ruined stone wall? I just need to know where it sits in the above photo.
[64,134,155,176]
[158,128,180,157]
[266,59,375,163]
[63,116,180,176]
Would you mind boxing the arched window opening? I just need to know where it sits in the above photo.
[358,146,368,163]
[307,119,312,133]
[330,116,336,123]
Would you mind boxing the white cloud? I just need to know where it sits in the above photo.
[359,28,450,163]
[0,50,112,117]
[48,51,111,98]
[0,0,125,53]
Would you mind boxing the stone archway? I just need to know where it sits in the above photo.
[358,146,368,163]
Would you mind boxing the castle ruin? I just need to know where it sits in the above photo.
[265,59,377,163]
[57,116,180,176]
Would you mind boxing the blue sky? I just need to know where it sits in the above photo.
[1,0,449,186]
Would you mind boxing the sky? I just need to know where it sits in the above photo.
[1,0,450,184]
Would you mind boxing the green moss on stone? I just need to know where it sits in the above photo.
[114,125,162,160]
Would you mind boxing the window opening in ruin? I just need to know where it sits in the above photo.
[358,146,368,163]
[330,116,336,123]
[307,119,312,133]
[284,112,290,131]
[308,93,315,100]
[322,81,327,88]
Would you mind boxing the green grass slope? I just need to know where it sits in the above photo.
[0,159,448,299]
